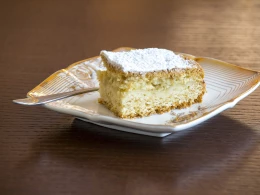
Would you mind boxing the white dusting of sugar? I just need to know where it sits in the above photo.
[100,48,196,73]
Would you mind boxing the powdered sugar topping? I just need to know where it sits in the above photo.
[101,48,196,73]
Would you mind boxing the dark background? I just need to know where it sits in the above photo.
[1,0,260,194]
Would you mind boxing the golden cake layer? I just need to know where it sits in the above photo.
[97,48,206,118]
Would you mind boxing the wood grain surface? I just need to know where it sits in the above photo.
[1,0,260,194]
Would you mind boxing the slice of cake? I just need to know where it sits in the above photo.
[98,48,206,118]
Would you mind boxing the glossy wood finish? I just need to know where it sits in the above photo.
[1,0,260,194]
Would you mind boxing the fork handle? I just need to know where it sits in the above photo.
[13,87,99,105]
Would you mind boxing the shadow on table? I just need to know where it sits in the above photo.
[23,114,259,189]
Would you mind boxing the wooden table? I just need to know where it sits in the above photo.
[1,0,260,194]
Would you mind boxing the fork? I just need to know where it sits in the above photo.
[13,87,99,105]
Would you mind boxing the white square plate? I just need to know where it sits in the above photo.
[27,47,260,137]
